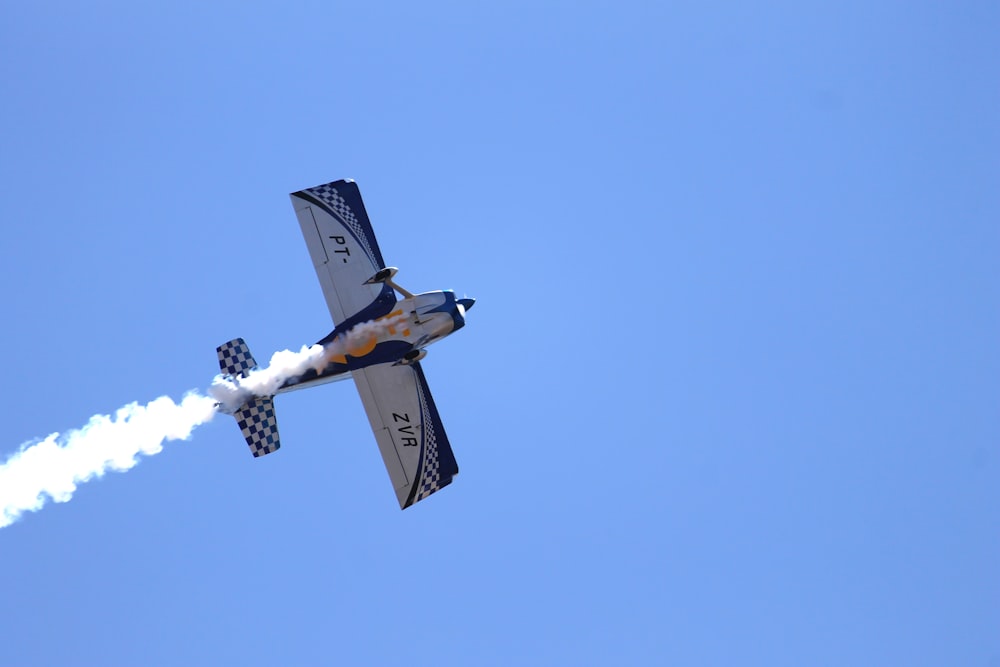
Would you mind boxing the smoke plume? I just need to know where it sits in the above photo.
[0,393,218,529]
[209,314,407,412]
[0,316,405,528]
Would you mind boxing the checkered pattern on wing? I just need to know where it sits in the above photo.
[415,380,443,501]
[236,396,280,457]
[306,183,378,267]
[217,338,256,378]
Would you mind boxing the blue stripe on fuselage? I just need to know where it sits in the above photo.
[279,338,413,392]
[277,286,404,393]
[317,283,397,345]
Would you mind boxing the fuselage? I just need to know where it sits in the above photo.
[277,289,472,394]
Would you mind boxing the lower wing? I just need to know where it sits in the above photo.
[351,362,459,509]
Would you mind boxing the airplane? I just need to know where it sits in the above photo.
[214,179,472,509]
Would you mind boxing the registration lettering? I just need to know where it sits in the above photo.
[393,412,419,446]
[328,235,350,262]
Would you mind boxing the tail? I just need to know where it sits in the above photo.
[216,338,281,457]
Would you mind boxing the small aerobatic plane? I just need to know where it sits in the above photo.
[215,179,473,508]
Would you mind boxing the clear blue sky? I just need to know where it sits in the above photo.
[1,2,997,665]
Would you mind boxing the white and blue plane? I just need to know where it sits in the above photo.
[215,179,472,509]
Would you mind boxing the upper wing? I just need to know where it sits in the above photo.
[290,179,391,325]
[351,362,459,509]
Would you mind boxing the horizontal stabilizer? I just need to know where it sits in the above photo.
[216,338,281,457]
[235,396,280,457]
[217,338,256,378]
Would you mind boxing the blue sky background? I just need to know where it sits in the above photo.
[1,2,997,665]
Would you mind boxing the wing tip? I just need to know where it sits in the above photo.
[398,469,459,510]
[290,177,357,198]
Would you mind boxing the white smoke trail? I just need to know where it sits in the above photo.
[207,344,328,411]
[0,315,409,529]
[0,393,218,529]
[209,314,408,412]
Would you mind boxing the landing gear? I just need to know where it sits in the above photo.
[363,266,414,298]
[393,348,428,366]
